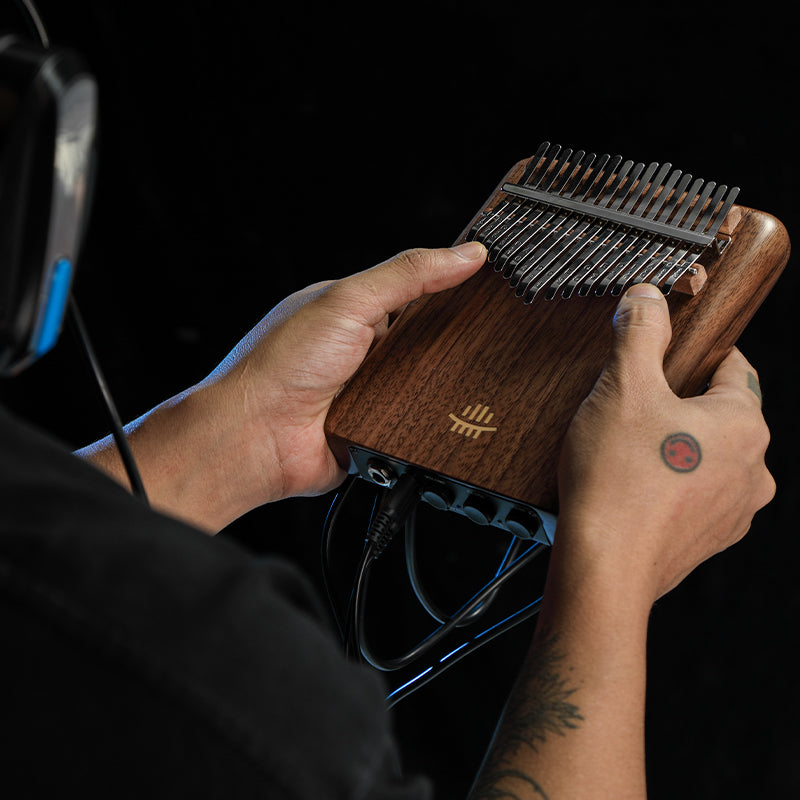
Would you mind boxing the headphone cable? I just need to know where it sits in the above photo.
[13,0,50,48]
[67,295,148,503]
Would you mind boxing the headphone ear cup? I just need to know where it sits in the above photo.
[0,36,97,376]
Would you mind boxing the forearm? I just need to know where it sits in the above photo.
[469,531,651,800]
[75,382,276,534]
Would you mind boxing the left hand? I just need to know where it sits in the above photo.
[78,243,486,531]
[192,242,487,521]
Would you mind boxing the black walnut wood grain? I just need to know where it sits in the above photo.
[325,156,791,514]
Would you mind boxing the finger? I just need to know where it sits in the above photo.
[706,347,763,406]
[604,283,673,389]
[332,242,486,329]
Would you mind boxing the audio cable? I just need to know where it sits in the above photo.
[68,296,149,503]
[323,470,547,705]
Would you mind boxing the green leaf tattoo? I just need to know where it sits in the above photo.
[470,633,583,800]
[747,371,763,403]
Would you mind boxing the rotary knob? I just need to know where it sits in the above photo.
[504,508,540,540]
[420,484,454,511]
[462,495,495,526]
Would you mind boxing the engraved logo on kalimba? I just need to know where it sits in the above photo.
[448,403,498,439]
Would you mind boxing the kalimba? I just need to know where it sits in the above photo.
[324,142,791,545]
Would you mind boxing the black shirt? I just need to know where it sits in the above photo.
[0,406,430,798]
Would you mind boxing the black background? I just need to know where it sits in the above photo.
[1,2,798,797]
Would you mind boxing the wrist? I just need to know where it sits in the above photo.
[546,515,658,625]
[77,381,282,533]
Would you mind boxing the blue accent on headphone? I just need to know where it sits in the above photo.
[34,257,72,357]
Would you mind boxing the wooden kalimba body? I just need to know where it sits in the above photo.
[324,143,791,545]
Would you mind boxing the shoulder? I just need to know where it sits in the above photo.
[0,408,430,798]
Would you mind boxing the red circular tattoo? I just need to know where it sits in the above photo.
[661,433,701,472]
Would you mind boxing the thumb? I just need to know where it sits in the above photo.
[330,242,487,330]
[604,283,673,390]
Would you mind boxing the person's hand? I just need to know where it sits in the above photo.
[189,242,487,522]
[471,283,774,800]
[555,282,775,603]
[78,243,486,531]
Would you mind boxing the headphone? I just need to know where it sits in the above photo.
[0,2,145,498]
[0,0,97,376]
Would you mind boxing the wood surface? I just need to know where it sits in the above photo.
[325,156,791,515]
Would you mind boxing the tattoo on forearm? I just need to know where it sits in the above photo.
[471,769,549,799]
[747,371,762,403]
[660,432,701,472]
[470,633,582,800]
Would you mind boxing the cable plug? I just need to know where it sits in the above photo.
[367,472,419,558]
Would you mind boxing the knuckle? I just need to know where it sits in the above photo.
[613,296,671,333]
[391,247,431,274]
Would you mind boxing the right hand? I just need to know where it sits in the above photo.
[556,283,775,603]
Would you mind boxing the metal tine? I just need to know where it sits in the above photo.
[468,200,512,241]
[483,201,534,250]
[509,150,588,264]
[577,229,636,295]
[653,172,694,223]
[611,240,675,295]
[490,207,548,269]
[704,186,740,238]
[598,159,635,208]
[529,143,564,190]
[514,250,558,297]
[525,223,595,300]
[502,150,579,265]
[540,147,573,193]
[665,177,704,227]
[630,161,671,217]
[554,220,615,297]
[609,162,645,211]
[595,233,652,295]
[620,161,660,214]
[520,141,552,184]
[633,241,680,285]
[564,226,625,297]
[582,154,620,203]
[524,258,576,302]
[513,217,585,296]
[527,231,583,302]
[681,180,717,231]
[694,183,729,233]
[558,151,592,196]
[476,201,525,248]
[661,251,703,293]
[510,153,593,272]
[598,161,633,208]
[505,218,564,285]
[543,221,608,298]
[648,246,691,287]
[644,167,680,219]
[527,216,596,290]
[550,150,586,195]
[494,203,558,275]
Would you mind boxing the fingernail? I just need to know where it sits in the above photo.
[450,241,486,260]
[625,282,663,299]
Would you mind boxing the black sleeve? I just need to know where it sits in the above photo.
[0,408,432,799]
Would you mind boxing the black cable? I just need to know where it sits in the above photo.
[404,512,523,626]
[325,470,549,705]
[385,595,543,709]
[346,542,374,662]
[67,296,148,503]
[357,541,545,672]
[320,474,359,639]
[342,473,420,660]
[13,0,50,48]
